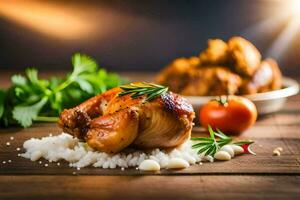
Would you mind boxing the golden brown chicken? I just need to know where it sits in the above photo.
[157,36,282,96]
[156,57,242,95]
[239,59,282,94]
[180,67,242,96]
[199,39,229,66]
[227,37,262,77]
[58,83,195,153]
[156,57,200,93]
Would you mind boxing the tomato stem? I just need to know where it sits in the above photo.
[214,96,228,106]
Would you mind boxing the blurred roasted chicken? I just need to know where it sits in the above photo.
[58,83,195,153]
[199,39,229,66]
[180,67,242,96]
[239,59,282,94]
[156,36,282,96]
[228,37,262,77]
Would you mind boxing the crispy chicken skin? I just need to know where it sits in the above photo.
[228,37,261,76]
[87,108,139,153]
[156,57,200,93]
[199,39,229,66]
[180,67,242,96]
[156,61,242,96]
[156,36,282,96]
[58,87,121,139]
[58,87,195,153]
[239,59,282,94]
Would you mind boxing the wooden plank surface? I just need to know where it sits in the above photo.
[1,175,299,200]
[0,72,299,199]
[0,123,300,175]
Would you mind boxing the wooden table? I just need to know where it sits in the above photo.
[0,73,299,200]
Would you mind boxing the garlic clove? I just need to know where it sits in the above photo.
[230,144,244,155]
[214,151,231,161]
[167,158,190,169]
[220,145,234,157]
[139,159,160,171]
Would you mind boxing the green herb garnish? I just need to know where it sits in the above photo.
[191,125,254,156]
[0,53,125,128]
[118,82,168,102]
[213,96,229,106]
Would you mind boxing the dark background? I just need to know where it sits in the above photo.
[0,0,299,75]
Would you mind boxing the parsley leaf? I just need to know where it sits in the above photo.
[0,53,125,128]
[12,97,48,128]
[75,77,94,94]
[11,74,27,86]
[72,53,97,75]
[0,90,5,118]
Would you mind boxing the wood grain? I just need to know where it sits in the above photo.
[0,73,299,199]
[0,123,299,175]
[1,175,299,200]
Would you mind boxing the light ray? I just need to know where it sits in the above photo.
[241,12,289,41]
[266,17,300,60]
[240,0,300,64]
[0,1,95,40]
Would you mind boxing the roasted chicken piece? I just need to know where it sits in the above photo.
[239,59,282,94]
[199,39,229,66]
[156,57,200,93]
[199,37,261,77]
[228,37,262,77]
[86,108,139,153]
[58,84,194,153]
[157,36,282,96]
[156,64,242,96]
[180,67,242,96]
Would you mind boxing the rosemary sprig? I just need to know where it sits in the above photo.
[118,82,168,102]
[191,125,254,156]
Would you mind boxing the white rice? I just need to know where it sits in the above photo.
[21,133,208,169]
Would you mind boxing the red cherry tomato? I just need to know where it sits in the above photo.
[199,96,257,135]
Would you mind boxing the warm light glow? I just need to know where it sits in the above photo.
[0,1,95,39]
[288,0,300,16]
[266,17,300,59]
[266,0,300,59]
[242,0,300,62]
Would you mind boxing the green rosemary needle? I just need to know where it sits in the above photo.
[191,125,254,156]
[118,82,168,102]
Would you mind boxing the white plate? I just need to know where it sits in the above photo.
[185,77,299,115]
